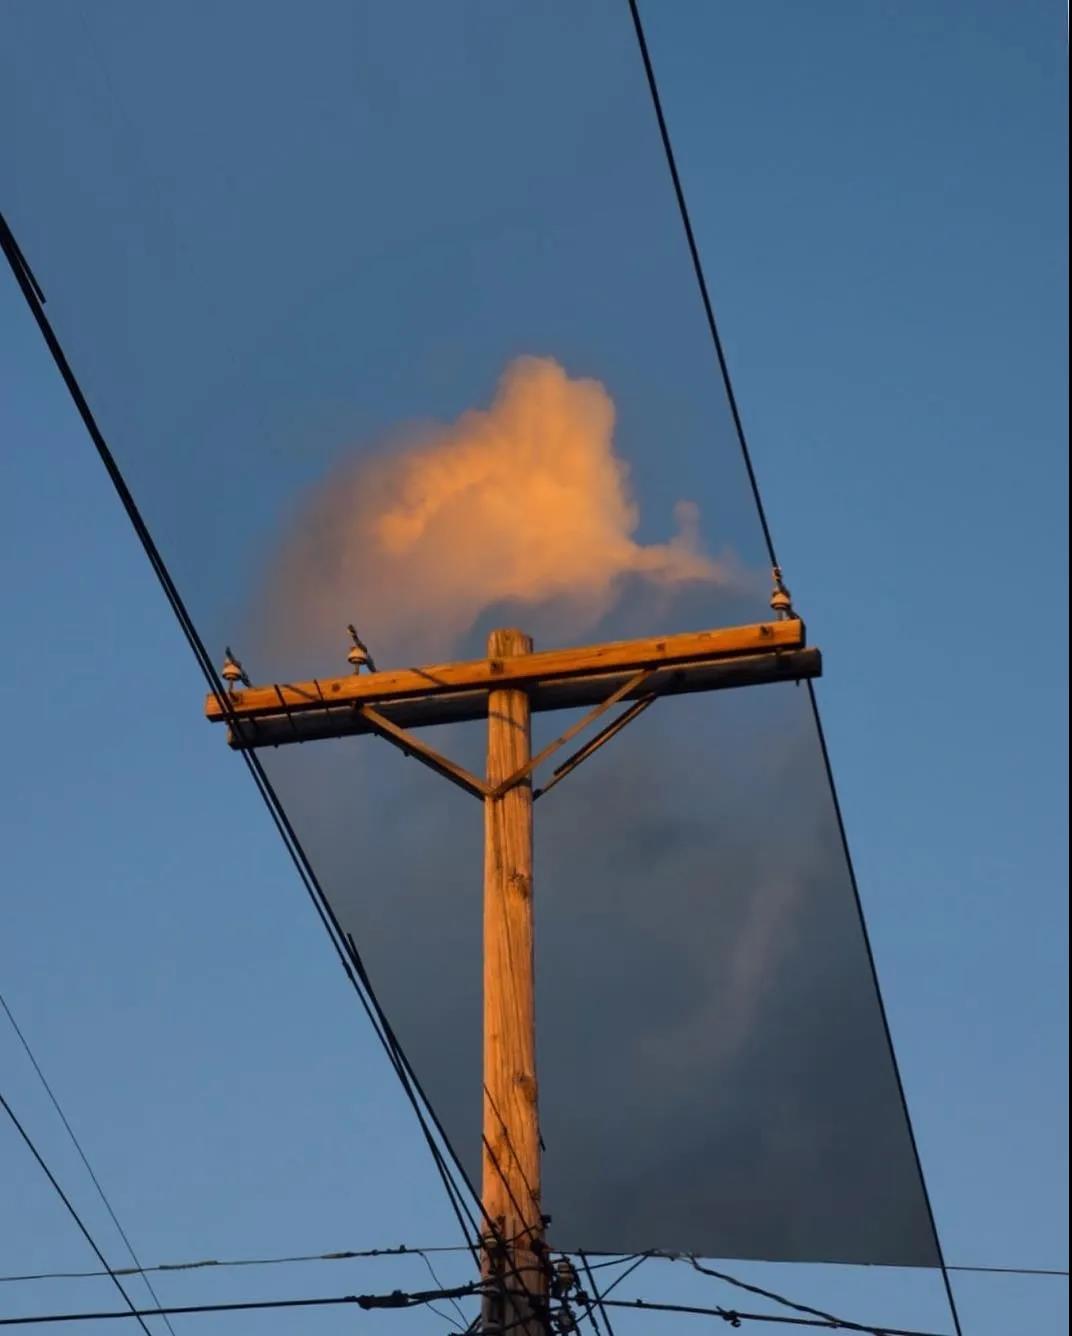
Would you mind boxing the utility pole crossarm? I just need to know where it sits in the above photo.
[205,620,818,750]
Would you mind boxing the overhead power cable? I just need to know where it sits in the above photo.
[0,206,479,1253]
[685,1254,882,1329]
[0,1283,484,1328]
[0,992,177,1335]
[624,0,778,568]
[415,1247,470,1328]
[0,1245,660,1288]
[0,205,544,1324]
[598,1296,951,1335]
[623,6,965,1336]
[1,1240,1063,1290]
[0,1090,153,1336]
[0,1243,472,1285]
[947,1263,1068,1278]
[578,1252,617,1335]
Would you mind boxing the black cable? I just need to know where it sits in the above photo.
[0,206,486,1273]
[590,1253,649,1302]
[0,203,544,1333]
[0,1242,472,1284]
[624,9,966,1335]
[0,1299,355,1328]
[598,1297,951,1336]
[0,1090,154,1335]
[484,1081,540,1217]
[417,1246,470,1328]
[480,1134,537,1247]
[5,1240,1058,1289]
[684,1255,885,1331]
[0,993,178,1334]
[579,1252,617,1336]
[626,0,778,568]
[0,1283,484,1327]
[947,1264,1067,1278]
[804,683,964,1336]
[571,1253,647,1272]
[338,932,486,1255]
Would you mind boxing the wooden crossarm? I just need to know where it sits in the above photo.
[206,619,806,724]
[221,646,821,749]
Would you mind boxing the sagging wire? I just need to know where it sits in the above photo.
[0,992,178,1336]
[0,1282,488,1328]
[0,1090,154,1336]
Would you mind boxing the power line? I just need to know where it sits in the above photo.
[623,7,966,1336]
[0,1242,472,1285]
[0,206,550,1319]
[0,1090,154,1336]
[625,0,778,569]
[0,208,481,1256]
[581,1252,965,1336]
[0,1283,484,1328]
[948,1263,1068,1278]
[683,1255,893,1331]
[484,1082,540,1218]
[0,195,539,1320]
[579,1252,617,1335]
[573,1254,647,1272]
[598,1296,951,1335]
[0,992,178,1335]
[416,1247,470,1328]
[1,1240,1062,1290]
[803,682,966,1336]
[590,1253,649,1302]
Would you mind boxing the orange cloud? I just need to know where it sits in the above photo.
[269,356,733,662]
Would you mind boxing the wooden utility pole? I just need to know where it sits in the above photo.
[481,628,545,1332]
[206,609,821,1333]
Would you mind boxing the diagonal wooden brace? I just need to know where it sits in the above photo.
[358,705,489,800]
[488,669,654,800]
[534,694,658,801]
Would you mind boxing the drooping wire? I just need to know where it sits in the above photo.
[585,1246,979,1336]
[417,1246,470,1328]
[587,1253,649,1302]
[579,1252,617,1335]
[0,204,541,1330]
[947,1263,1068,1278]
[484,1081,540,1220]
[0,204,476,1230]
[597,1295,951,1336]
[0,1283,962,1336]
[0,1283,486,1328]
[804,686,965,1336]
[0,1090,155,1336]
[0,992,177,1335]
[625,0,778,569]
[684,1254,892,1330]
[5,1238,1061,1289]
[623,8,966,1335]
[0,1242,472,1285]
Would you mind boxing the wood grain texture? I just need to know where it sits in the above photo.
[481,628,546,1333]
[223,647,822,748]
[206,619,806,721]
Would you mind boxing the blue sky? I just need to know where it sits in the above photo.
[1,3,1067,1334]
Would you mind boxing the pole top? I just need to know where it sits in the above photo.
[487,627,534,657]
